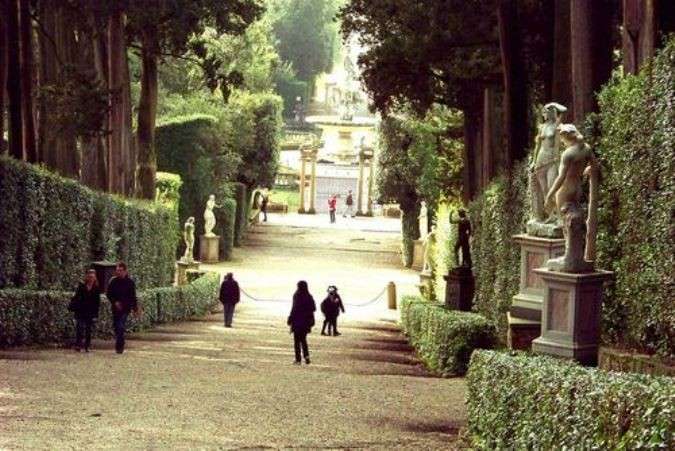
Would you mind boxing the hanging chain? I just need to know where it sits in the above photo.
[239,285,388,307]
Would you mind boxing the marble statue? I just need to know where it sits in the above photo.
[450,208,472,268]
[418,202,429,239]
[422,225,437,274]
[545,124,599,273]
[528,102,567,237]
[203,194,220,237]
[181,217,196,262]
[293,96,305,124]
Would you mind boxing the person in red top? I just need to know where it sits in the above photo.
[328,194,337,223]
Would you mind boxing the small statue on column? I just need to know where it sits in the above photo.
[181,217,196,262]
[450,208,472,268]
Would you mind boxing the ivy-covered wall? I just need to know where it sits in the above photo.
[0,156,178,290]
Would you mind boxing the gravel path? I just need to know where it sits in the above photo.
[0,218,467,450]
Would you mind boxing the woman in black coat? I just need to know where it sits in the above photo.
[68,269,101,352]
[287,280,316,364]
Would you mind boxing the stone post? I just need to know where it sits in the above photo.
[298,150,306,213]
[356,151,365,215]
[308,149,317,214]
[366,156,374,216]
[387,281,397,310]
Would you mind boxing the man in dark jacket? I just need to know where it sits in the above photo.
[219,272,240,327]
[106,262,138,354]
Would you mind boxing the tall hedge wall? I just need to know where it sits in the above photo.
[431,202,459,302]
[233,182,248,247]
[0,156,178,290]
[0,272,220,347]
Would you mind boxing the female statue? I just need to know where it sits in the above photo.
[530,103,567,224]
[545,124,599,273]
[418,201,429,239]
[203,195,220,237]
[181,217,195,262]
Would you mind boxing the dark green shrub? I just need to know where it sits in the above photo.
[216,196,236,260]
[0,272,220,347]
[233,182,248,247]
[0,156,178,290]
[431,201,460,301]
[155,171,182,211]
[467,350,675,449]
[400,296,497,376]
[400,208,419,268]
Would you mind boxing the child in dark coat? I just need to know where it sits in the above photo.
[320,285,345,336]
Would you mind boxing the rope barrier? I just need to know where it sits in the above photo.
[239,285,387,308]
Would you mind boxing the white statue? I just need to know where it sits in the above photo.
[528,102,567,236]
[203,195,220,237]
[181,217,195,262]
[418,201,429,239]
[422,225,437,274]
[545,124,600,273]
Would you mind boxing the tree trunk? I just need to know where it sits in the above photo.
[6,0,23,160]
[498,0,529,168]
[0,9,8,154]
[481,86,495,185]
[551,0,573,115]
[461,93,483,202]
[136,32,159,199]
[570,0,613,124]
[623,0,657,75]
[19,0,36,163]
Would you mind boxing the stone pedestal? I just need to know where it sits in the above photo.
[92,261,117,292]
[176,260,200,286]
[199,235,220,264]
[510,234,565,321]
[507,313,541,350]
[417,271,434,300]
[532,268,613,365]
[411,240,424,271]
[444,266,474,311]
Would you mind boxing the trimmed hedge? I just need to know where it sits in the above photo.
[233,182,248,247]
[0,272,220,347]
[0,156,178,290]
[400,296,497,376]
[155,171,182,211]
[467,350,675,449]
[431,202,459,302]
[215,195,236,260]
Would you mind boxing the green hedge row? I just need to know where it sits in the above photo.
[431,202,459,301]
[0,272,220,347]
[466,350,674,449]
[400,296,496,376]
[215,194,236,260]
[233,182,248,247]
[0,156,178,290]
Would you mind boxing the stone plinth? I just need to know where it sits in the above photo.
[176,260,200,286]
[199,235,220,264]
[417,271,434,300]
[507,313,541,351]
[444,266,474,311]
[510,234,565,321]
[411,239,424,271]
[92,261,117,292]
[532,268,613,365]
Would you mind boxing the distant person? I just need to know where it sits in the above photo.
[321,285,345,336]
[219,272,240,327]
[328,194,337,223]
[260,191,269,222]
[287,281,316,364]
[106,262,139,354]
[68,269,101,352]
[343,190,355,218]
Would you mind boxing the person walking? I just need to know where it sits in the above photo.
[343,190,355,218]
[106,262,138,354]
[328,194,337,223]
[68,269,101,352]
[320,285,345,336]
[260,191,269,222]
[287,281,316,364]
[219,272,240,327]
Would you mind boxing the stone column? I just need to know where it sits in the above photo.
[298,150,306,213]
[356,151,365,215]
[366,157,374,216]
[308,149,317,214]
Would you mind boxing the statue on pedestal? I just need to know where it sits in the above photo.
[545,124,599,273]
[422,225,437,274]
[203,194,220,237]
[181,217,196,262]
[418,201,429,239]
[450,208,472,268]
[293,96,305,124]
[528,102,567,237]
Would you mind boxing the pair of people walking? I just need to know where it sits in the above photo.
[69,262,138,354]
[327,189,356,223]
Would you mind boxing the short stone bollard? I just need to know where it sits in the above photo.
[387,281,397,310]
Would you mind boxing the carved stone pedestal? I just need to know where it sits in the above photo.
[532,268,613,365]
[507,313,541,350]
[199,235,220,264]
[411,240,424,270]
[417,271,434,300]
[176,260,200,286]
[444,266,474,311]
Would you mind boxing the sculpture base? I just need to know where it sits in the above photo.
[507,313,541,351]
[526,219,563,238]
[199,235,220,264]
[176,260,200,286]
[443,266,474,311]
[417,271,434,300]
[532,268,613,365]
[411,239,424,271]
[510,234,565,321]
[91,261,117,292]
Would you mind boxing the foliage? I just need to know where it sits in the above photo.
[431,202,460,301]
[0,156,177,291]
[232,183,248,247]
[215,195,237,260]
[274,69,308,117]
[400,296,497,376]
[467,165,529,341]
[466,350,675,449]
[593,38,675,357]
[400,208,419,268]
[0,273,220,347]
[155,171,182,211]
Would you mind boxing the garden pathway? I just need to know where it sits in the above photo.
[0,215,467,449]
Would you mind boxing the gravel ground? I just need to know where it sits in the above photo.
[0,218,467,450]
